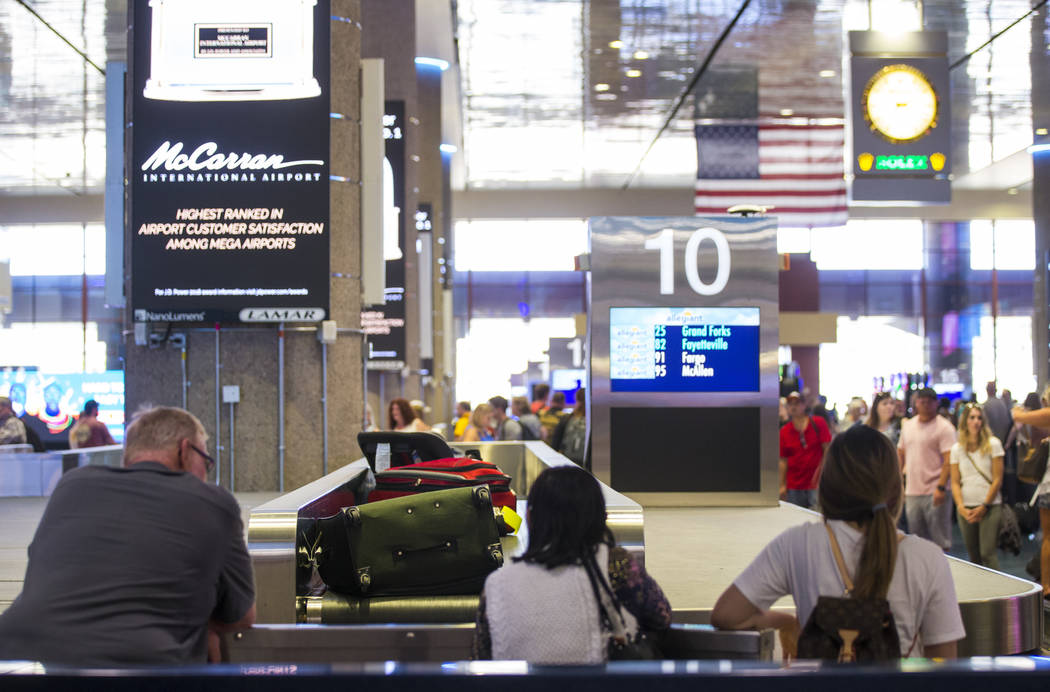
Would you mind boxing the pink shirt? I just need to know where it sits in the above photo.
[898,415,956,496]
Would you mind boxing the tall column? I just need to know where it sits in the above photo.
[362,0,420,425]
[779,254,821,397]
[1033,5,1050,389]
[416,60,451,428]
[125,3,363,491]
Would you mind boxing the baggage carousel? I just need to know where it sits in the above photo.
[238,441,1042,662]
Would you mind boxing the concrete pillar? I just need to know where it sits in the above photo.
[779,254,821,397]
[362,0,420,426]
[415,60,452,429]
[125,3,364,491]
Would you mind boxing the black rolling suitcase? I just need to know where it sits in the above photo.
[357,431,456,469]
[314,485,504,597]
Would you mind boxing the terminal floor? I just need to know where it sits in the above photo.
[0,495,1043,617]
[0,493,280,613]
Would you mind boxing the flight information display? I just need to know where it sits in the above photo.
[610,307,760,392]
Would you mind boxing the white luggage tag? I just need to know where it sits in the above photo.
[375,443,391,472]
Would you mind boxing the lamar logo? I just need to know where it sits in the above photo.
[141,141,324,172]
[240,308,325,323]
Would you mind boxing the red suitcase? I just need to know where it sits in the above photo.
[369,457,517,514]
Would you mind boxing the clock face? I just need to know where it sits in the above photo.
[863,64,938,143]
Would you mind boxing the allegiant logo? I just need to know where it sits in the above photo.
[141,141,324,172]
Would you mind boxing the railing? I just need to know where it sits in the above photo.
[0,445,123,497]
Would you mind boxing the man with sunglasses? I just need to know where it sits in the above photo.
[0,406,255,665]
[778,391,832,509]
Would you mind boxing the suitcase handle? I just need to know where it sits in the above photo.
[391,538,458,562]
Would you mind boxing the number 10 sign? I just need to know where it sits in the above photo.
[588,216,780,506]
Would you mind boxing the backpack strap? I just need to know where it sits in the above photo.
[824,523,854,595]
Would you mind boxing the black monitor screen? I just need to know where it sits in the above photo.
[610,406,760,493]
[610,307,759,393]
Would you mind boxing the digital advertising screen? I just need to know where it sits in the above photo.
[610,307,760,392]
[0,370,126,447]
[129,0,331,323]
[361,102,407,370]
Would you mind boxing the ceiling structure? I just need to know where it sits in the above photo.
[0,0,1042,221]
[455,0,1043,219]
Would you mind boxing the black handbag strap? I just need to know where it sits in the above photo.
[582,550,628,638]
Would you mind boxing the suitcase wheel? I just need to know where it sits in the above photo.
[472,485,491,508]
[346,506,362,528]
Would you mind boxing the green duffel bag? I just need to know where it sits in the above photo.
[315,485,504,597]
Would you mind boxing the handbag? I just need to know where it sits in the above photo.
[1019,439,1049,485]
[582,551,662,661]
[963,451,1021,555]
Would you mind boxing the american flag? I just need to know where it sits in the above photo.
[694,121,848,228]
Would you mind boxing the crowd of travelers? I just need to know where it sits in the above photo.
[780,381,1050,591]
[381,383,589,466]
[8,376,1050,667]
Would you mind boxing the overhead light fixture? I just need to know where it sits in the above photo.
[415,57,449,71]
[869,0,923,32]
[594,83,610,92]
[780,109,794,116]
[439,143,458,154]
[633,50,649,60]
[1036,128,1049,136]
[626,69,642,78]
[1007,188,1019,195]
[819,70,836,78]
[609,40,624,49]
[1030,143,1050,154]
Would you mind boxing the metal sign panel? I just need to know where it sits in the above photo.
[849,31,951,203]
[589,216,779,506]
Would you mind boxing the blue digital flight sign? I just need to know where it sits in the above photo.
[610,307,760,393]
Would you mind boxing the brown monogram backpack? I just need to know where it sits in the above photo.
[796,524,913,662]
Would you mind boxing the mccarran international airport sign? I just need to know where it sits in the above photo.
[128,0,331,323]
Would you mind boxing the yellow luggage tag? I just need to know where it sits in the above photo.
[498,505,523,534]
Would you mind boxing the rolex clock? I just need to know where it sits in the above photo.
[863,64,938,143]
[850,31,951,203]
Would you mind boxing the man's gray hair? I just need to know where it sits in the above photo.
[124,406,207,462]
[0,397,11,410]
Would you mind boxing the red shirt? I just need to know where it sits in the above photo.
[779,416,832,490]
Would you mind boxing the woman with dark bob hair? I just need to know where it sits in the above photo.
[711,425,965,659]
[473,465,671,663]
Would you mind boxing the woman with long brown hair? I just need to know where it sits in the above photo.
[711,425,964,658]
[387,397,427,432]
[865,392,900,446]
[949,403,1004,569]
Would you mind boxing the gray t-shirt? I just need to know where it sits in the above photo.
[496,417,523,441]
[982,396,1011,445]
[0,462,254,666]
